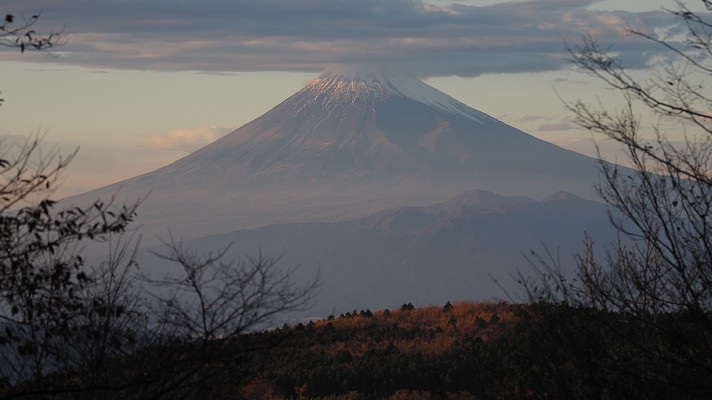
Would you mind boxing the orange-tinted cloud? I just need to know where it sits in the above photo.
[141,126,230,152]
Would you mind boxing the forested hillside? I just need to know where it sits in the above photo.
[211,301,710,400]
[229,301,516,400]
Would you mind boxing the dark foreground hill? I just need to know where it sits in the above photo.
[7,301,710,399]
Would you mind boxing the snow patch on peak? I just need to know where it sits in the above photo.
[306,66,494,124]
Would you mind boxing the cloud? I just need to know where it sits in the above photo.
[511,114,579,133]
[0,0,687,76]
[141,126,231,152]
[517,114,549,123]
[537,121,576,132]
[549,77,589,84]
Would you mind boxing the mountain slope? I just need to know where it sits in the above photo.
[69,67,607,240]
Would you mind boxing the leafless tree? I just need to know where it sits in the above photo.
[0,9,317,398]
[520,1,712,396]
[122,239,320,400]
[0,10,61,53]
[541,0,712,315]
[0,8,62,108]
[0,144,317,400]
[0,137,140,398]
[153,239,317,340]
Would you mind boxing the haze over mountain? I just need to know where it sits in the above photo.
[68,66,605,241]
[143,189,615,318]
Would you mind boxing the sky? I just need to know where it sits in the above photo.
[0,0,704,197]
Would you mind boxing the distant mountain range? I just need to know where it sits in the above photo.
[143,189,616,318]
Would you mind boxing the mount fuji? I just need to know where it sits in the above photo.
[69,66,605,241]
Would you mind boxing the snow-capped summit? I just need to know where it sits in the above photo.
[67,66,606,241]
[304,66,492,123]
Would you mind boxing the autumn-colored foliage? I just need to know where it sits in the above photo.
[228,301,523,399]
[223,299,710,400]
[306,301,516,358]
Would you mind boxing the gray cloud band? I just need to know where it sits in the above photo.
[0,0,683,76]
